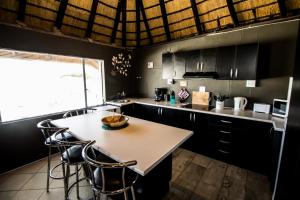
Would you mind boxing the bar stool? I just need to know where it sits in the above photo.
[63,108,97,118]
[37,119,77,192]
[82,140,139,200]
[54,128,90,200]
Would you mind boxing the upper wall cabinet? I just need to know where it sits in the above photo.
[216,43,259,80]
[234,44,258,80]
[216,46,236,79]
[162,43,260,80]
[162,52,185,79]
[184,49,217,73]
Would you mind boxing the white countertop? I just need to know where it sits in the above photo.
[106,98,286,132]
[51,111,193,176]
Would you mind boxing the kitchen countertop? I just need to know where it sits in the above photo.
[106,98,286,132]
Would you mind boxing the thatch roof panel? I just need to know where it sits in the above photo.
[0,0,298,47]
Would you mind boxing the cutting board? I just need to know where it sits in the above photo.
[192,91,210,105]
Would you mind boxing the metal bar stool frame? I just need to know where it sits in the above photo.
[63,108,97,118]
[82,141,139,200]
[54,128,90,200]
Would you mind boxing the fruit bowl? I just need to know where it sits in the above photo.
[101,115,129,128]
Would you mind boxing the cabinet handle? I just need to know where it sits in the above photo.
[193,114,196,123]
[218,149,230,154]
[235,68,238,78]
[196,62,199,71]
[161,108,163,115]
[220,120,232,124]
[157,108,160,115]
[189,113,192,121]
[219,130,231,134]
[230,68,233,78]
[200,62,203,72]
[218,140,231,144]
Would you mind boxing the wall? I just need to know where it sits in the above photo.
[136,19,299,107]
[0,23,136,173]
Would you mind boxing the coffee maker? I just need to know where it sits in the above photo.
[154,88,167,101]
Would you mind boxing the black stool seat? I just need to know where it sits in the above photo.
[45,131,76,145]
[62,145,84,164]
[93,167,137,191]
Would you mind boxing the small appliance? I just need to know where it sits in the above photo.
[154,88,168,101]
[253,103,271,114]
[272,99,288,118]
[234,97,248,111]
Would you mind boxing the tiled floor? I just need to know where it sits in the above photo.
[0,149,272,200]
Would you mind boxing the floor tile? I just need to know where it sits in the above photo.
[0,174,34,191]
[38,188,65,200]
[69,186,93,200]
[12,189,44,200]
[0,191,18,199]
[21,173,51,190]
[10,159,47,175]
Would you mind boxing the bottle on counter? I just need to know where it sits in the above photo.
[170,90,176,104]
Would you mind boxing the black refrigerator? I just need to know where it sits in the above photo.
[275,24,300,199]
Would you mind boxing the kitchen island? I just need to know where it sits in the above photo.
[51,110,193,199]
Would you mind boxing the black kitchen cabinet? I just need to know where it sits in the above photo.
[216,46,236,79]
[184,50,201,72]
[270,130,283,191]
[162,53,174,79]
[173,52,186,79]
[208,115,273,175]
[234,44,258,80]
[120,104,136,117]
[162,52,185,79]
[200,48,217,72]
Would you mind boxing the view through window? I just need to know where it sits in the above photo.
[0,49,105,122]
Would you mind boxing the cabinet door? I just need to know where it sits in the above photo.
[185,50,201,72]
[216,46,236,79]
[200,48,217,72]
[173,52,186,79]
[162,53,174,79]
[235,44,258,80]
[134,104,160,122]
[120,104,135,117]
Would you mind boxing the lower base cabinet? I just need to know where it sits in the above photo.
[121,103,277,178]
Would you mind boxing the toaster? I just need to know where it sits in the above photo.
[253,103,271,114]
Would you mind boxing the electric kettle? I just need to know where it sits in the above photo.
[234,97,248,110]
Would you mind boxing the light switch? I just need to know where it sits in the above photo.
[147,62,154,68]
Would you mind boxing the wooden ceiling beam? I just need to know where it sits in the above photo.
[190,0,203,34]
[111,0,122,44]
[136,0,140,47]
[55,0,69,29]
[122,0,127,47]
[226,0,239,27]
[277,0,287,17]
[140,0,153,45]
[159,0,171,41]
[85,0,99,38]
[17,0,27,22]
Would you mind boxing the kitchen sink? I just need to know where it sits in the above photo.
[113,99,131,103]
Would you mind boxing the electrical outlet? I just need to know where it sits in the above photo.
[246,80,256,88]
[199,86,206,92]
[180,81,187,87]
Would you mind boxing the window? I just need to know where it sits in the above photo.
[0,50,105,122]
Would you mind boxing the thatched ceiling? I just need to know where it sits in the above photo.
[0,0,300,48]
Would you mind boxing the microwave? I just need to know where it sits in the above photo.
[272,99,288,118]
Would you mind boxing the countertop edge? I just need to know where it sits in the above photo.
[106,99,286,132]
